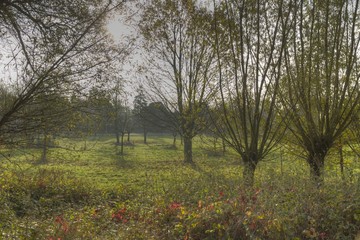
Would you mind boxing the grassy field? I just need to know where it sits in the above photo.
[0,134,359,239]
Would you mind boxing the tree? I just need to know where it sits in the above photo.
[133,85,149,143]
[116,104,131,155]
[0,0,127,143]
[32,93,75,163]
[109,77,131,155]
[0,83,16,145]
[147,101,181,143]
[125,111,135,142]
[86,86,114,135]
[139,0,216,163]
[211,0,291,186]
[281,0,360,183]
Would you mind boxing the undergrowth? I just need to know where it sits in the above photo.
[0,134,359,239]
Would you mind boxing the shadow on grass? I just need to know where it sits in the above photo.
[113,154,137,169]
[182,161,210,175]
[163,144,178,150]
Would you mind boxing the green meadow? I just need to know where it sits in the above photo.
[0,134,359,239]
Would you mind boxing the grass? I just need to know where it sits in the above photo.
[0,133,360,239]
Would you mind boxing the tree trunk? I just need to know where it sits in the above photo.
[222,139,226,155]
[143,127,147,144]
[120,132,124,155]
[40,134,48,164]
[115,118,120,144]
[172,132,177,147]
[308,154,325,185]
[183,136,193,164]
[116,132,120,145]
[243,161,256,187]
[127,132,130,142]
[339,144,345,181]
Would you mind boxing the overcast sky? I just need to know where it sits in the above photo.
[107,17,133,43]
[106,14,141,104]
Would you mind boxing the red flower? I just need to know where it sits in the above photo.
[55,215,68,233]
[55,216,64,224]
[169,202,181,210]
[112,208,128,223]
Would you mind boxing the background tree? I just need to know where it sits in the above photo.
[109,77,131,155]
[139,0,216,163]
[116,104,131,155]
[65,93,107,150]
[211,0,291,186]
[125,111,135,142]
[281,0,360,183]
[147,101,181,146]
[133,85,149,143]
[32,92,74,163]
[0,83,16,145]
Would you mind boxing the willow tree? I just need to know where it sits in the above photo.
[281,0,360,183]
[212,0,292,186]
[139,0,216,163]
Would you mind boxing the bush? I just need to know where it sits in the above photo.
[0,168,98,223]
[144,177,360,240]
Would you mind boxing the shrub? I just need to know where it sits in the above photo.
[145,178,360,240]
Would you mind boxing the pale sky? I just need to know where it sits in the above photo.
[107,17,134,43]
[106,15,141,104]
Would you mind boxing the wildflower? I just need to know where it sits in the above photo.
[55,216,68,233]
[55,216,64,224]
[112,208,128,223]
[169,202,181,210]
